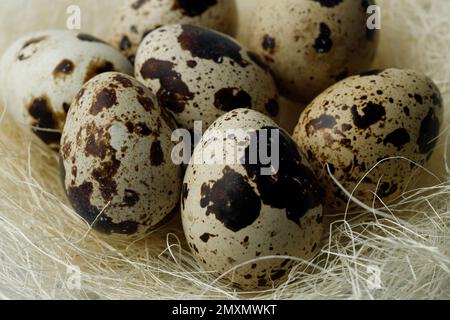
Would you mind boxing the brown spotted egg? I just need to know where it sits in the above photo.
[293,69,443,211]
[182,109,324,289]
[248,0,379,102]
[109,0,236,64]
[134,24,280,131]
[0,30,133,150]
[60,72,181,238]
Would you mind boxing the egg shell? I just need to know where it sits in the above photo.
[60,72,181,238]
[293,68,444,211]
[134,24,279,131]
[248,0,379,102]
[0,30,133,150]
[182,109,324,289]
[109,0,237,64]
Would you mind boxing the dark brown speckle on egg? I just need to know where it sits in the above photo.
[313,23,333,54]
[150,141,165,166]
[262,35,276,54]
[17,36,47,61]
[90,88,117,115]
[28,96,62,146]
[214,88,252,112]
[77,33,107,44]
[200,166,262,232]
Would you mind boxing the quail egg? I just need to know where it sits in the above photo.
[109,0,237,64]
[248,0,379,102]
[0,30,133,150]
[135,24,279,131]
[182,109,324,289]
[293,69,443,211]
[60,72,181,238]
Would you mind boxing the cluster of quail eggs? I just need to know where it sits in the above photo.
[0,0,443,290]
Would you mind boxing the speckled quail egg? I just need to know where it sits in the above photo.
[248,0,379,102]
[135,24,279,132]
[182,109,324,289]
[0,30,133,150]
[60,72,181,238]
[109,0,237,64]
[293,68,443,211]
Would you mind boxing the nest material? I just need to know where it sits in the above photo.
[0,0,449,299]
